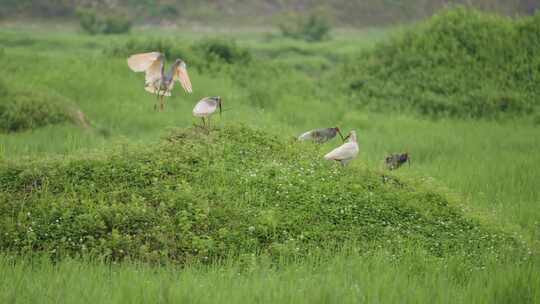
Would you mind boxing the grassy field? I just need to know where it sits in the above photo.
[1,11,540,303]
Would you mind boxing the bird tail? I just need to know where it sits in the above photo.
[145,86,171,96]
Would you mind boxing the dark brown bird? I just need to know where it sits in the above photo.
[297,127,344,143]
[385,153,410,170]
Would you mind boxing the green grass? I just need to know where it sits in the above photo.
[1,251,539,304]
[1,11,540,302]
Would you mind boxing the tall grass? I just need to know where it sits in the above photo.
[1,251,539,304]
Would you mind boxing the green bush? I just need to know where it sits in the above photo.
[0,90,72,133]
[109,38,183,58]
[0,125,525,263]
[108,38,251,74]
[342,7,540,118]
[76,8,131,35]
[279,11,331,42]
[193,39,252,64]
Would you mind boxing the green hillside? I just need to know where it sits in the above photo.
[342,8,540,118]
[0,125,526,263]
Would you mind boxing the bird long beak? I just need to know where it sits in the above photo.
[343,134,350,142]
[219,101,222,119]
[337,129,345,142]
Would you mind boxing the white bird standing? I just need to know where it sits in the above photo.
[324,130,359,166]
[192,96,222,128]
[127,52,192,111]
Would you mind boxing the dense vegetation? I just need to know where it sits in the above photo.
[279,11,331,42]
[0,86,75,133]
[76,8,132,35]
[342,8,540,118]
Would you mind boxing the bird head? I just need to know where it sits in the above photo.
[175,59,186,68]
[344,130,356,142]
[334,127,345,142]
[402,152,410,166]
[215,96,222,118]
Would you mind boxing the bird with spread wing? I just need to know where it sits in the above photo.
[127,52,192,111]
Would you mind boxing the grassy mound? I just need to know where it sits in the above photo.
[0,125,524,263]
[343,8,540,118]
[0,88,83,133]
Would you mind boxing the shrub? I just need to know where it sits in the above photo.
[158,4,178,18]
[76,8,131,35]
[0,125,525,264]
[193,39,252,65]
[0,89,73,133]
[342,7,540,118]
[279,11,331,42]
[108,38,251,74]
[107,38,196,65]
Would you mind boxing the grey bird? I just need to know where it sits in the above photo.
[297,127,345,143]
[127,52,192,111]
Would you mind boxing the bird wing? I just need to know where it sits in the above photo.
[144,57,164,89]
[174,63,193,93]
[127,52,164,94]
[127,52,163,72]
[324,142,359,161]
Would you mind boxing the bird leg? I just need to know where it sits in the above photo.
[340,159,351,167]
[201,117,206,128]
[154,90,160,111]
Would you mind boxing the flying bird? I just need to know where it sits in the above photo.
[192,96,222,128]
[297,127,345,143]
[127,52,192,111]
[324,130,359,166]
